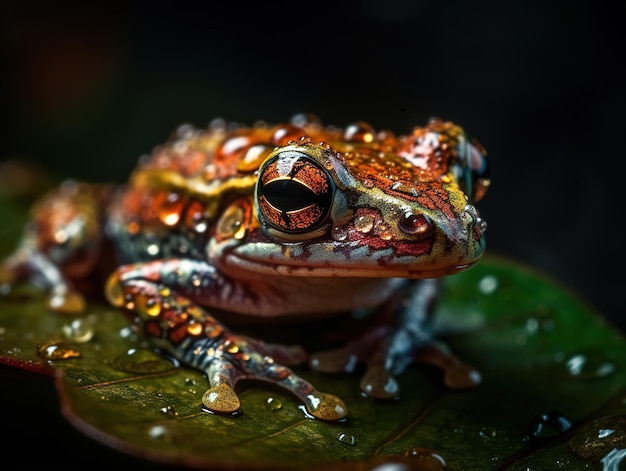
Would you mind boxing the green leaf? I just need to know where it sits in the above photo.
[1,198,625,470]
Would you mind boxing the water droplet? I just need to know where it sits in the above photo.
[118,326,137,340]
[479,425,498,439]
[160,405,179,417]
[404,447,446,470]
[37,341,81,360]
[158,193,185,226]
[266,397,283,411]
[565,351,616,380]
[272,124,307,146]
[111,348,175,374]
[144,298,161,317]
[355,215,374,233]
[337,432,356,446]
[62,318,94,343]
[185,377,197,386]
[478,275,498,294]
[148,424,174,442]
[332,226,348,241]
[377,224,393,240]
[527,411,573,441]
[524,311,556,335]
[343,121,375,143]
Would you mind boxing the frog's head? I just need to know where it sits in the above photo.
[224,119,489,279]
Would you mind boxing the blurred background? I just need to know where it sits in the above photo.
[1,0,624,333]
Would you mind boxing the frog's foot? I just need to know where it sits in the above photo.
[1,247,86,314]
[107,277,347,421]
[199,341,347,420]
[309,326,480,400]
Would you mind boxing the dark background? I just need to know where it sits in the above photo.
[0,0,624,467]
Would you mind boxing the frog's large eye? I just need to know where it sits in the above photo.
[256,150,334,234]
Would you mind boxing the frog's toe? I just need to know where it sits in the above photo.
[413,343,481,389]
[309,347,357,374]
[303,391,347,421]
[202,383,241,414]
[360,364,400,400]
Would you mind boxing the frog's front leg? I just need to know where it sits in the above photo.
[310,279,481,399]
[104,258,347,421]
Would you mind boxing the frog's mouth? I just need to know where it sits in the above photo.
[224,249,478,279]
[221,222,484,280]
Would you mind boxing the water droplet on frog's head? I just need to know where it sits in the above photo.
[174,123,197,140]
[331,226,348,242]
[478,275,498,294]
[403,447,447,470]
[266,397,283,411]
[564,350,616,380]
[526,411,573,442]
[111,348,175,374]
[343,121,376,143]
[62,318,95,343]
[354,215,374,233]
[569,415,626,463]
[337,432,356,446]
[271,124,307,146]
[290,113,322,129]
[37,341,81,360]
[377,223,393,241]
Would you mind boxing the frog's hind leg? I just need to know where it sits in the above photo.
[105,265,347,421]
[0,181,111,313]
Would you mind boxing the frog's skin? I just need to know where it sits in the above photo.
[0,115,489,421]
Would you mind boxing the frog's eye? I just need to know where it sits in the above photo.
[256,150,334,234]
[455,136,490,203]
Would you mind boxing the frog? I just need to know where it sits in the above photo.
[0,114,489,421]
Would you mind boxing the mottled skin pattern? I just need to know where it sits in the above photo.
[0,114,489,420]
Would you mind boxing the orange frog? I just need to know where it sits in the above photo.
[0,114,489,420]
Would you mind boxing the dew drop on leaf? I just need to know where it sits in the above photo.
[62,318,95,343]
[160,405,179,417]
[111,348,175,374]
[527,410,573,441]
[564,350,616,380]
[478,275,498,294]
[337,432,356,446]
[403,447,447,470]
[266,397,283,411]
[148,424,174,443]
